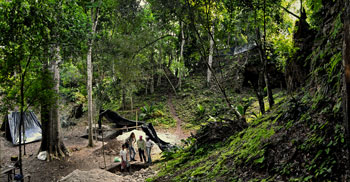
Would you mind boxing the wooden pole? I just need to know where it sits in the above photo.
[136,110,138,129]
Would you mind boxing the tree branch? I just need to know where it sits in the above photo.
[279,5,300,19]
[132,34,173,60]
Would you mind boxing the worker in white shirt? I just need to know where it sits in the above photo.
[145,136,154,164]
[120,144,130,172]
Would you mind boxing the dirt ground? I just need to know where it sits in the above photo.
[0,97,192,182]
[0,123,190,182]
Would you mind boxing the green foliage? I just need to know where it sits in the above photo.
[331,13,343,39]
[0,0,88,114]
[140,103,155,120]
[272,32,298,71]
[196,104,205,116]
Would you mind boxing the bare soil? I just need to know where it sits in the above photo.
[168,95,186,139]
[0,122,188,182]
[1,125,108,181]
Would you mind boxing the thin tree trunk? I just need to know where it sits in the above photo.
[207,24,214,86]
[130,94,133,111]
[258,72,266,114]
[112,60,116,82]
[145,79,148,95]
[163,67,177,95]
[168,50,173,68]
[23,116,26,155]
[87,0,99,147]
[263,0,274,108]
[157,49,163,87]
[253,0,267,114]
[150,76,154,94]
[87,44,93,147]
[19,74,24,176]
[257,39,274,109]
[178,21,185,89]
[122,88,126,109]
[157,73,162,86]
[150,53,155,94]
[343,0,350,169]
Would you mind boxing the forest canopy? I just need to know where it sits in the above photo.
[0,0,349,181]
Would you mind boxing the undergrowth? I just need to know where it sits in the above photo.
[150,90,347,181]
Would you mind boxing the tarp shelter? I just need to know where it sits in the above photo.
[99,110,175,151]
[1,111,42,145]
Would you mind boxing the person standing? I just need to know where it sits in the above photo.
[146,137,154,164]
[125,132,136,161]
[137,136,146,163]
[120,144,130,172]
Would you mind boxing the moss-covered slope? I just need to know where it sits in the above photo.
[150,1,347,181]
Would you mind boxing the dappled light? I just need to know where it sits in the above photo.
[0,0,349,181]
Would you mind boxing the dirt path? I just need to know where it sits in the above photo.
[167,95,186,139]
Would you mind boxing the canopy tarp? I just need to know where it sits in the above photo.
[1,111,42,145]
[99,110,175,151]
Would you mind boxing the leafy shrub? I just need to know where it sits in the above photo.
[139,103,155,120]
[196,104,205,116]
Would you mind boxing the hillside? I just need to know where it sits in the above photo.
[148,1,349,181]
[1,0,350,181]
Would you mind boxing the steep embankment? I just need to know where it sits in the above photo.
[150,1,348,181]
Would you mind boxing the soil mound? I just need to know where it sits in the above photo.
[58,169,119,182]
[93,139,122,156]
[59,167,156,182]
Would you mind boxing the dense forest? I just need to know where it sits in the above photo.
[1,0,350,181]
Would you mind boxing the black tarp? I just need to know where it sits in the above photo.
[99,110,175,151]
[1,111,42,145]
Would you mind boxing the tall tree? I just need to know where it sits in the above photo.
[87,0,100,147]
[0,0,51,175]
[343,0,350,168]
[177,21,186,89]
[262,0,274,107]
[40,46,68,159]
[207,23,215,86]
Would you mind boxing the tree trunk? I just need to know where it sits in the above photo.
[157,49,163,87]
[163,66,177,95]
[19,74,24,176]
[150,52,155,94]
[177,21,185,89]
[258,72,266,114]
[50,46,67,158]
[112,60,116,82]
[207,24,214,87]
[145,79,149,95]
[157,73,162,87]
[87,0,99,147]
[263,0,274,108]
[87,43,94,147]
[130,94,133,111]
[257,43,274,109]
[40,61,51,153]
[343,0,350,169]
[168,49,173,68]
[122,88,127,109]
[150,75,154,94]
[39,46,68,159]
